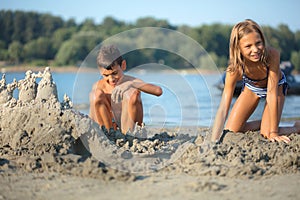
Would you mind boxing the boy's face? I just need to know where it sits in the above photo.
[100,60,126,88]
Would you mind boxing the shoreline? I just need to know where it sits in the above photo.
[0,65,221,74]
[0,65,81,73]
[1,64,299,75]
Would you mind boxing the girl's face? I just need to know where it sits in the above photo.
[239,32,264,63]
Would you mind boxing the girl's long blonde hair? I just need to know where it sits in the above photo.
[228,19,268,72]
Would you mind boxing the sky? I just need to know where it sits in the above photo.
[1,0,300,32]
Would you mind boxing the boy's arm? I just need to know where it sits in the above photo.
[131,80,163,96]
[111,79,162,103]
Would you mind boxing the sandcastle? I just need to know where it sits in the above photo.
[0,67,66,106]
[0,74,17,104]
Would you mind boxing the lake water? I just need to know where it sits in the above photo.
[2,70,300,128]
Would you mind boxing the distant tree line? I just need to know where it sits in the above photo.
[1,10,300,71]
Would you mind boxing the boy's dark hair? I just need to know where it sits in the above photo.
[97,45,123,70]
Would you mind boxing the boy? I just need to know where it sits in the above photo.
[89,45,163,134]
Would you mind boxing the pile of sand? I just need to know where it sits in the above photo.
[165,131,300,179]
[0,67,299,183]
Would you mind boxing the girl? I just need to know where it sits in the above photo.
[211,19,300,143]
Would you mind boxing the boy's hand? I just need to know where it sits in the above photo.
[111,81,133,103]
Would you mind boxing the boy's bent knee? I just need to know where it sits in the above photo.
[90,89,106,103]
[128,90,141,105]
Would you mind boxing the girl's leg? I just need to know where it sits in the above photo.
[225,87,260,132]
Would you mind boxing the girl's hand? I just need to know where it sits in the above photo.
[268,132,291,144]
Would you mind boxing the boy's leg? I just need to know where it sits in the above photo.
[120,89,143,133]
[89,90,114,130]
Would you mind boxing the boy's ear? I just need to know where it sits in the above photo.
[121,60,127,71]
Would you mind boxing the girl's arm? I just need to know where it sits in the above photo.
[266,48,280,135]
[266,48,290,143]
[211,70,239,142]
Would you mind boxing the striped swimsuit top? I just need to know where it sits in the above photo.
[242,66,288,98]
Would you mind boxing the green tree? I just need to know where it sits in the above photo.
[23,37,54,61]
[72,31,103,53]
[0,40,9,60]
[264,25,295,61]
[24,12,41,43]
[39,14,64,37]
[80,18,96,31]
[291,51,300,71]
[263,26,280,49]
[277,24,295,60]
[98,16,129,36]
[54,40,84,65]
[193,24,230,58]
[136,17,175,29]
[54,31,103,65]
[8,41,23,63]
[65,18,77,28]
[12,11,26,43]
[51,27,76,52]
[177,25,199,41]
[0,10,14,46]
[102,16,123,29]
[295,31,300,51]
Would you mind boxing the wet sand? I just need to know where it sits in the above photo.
[0,68,299,200]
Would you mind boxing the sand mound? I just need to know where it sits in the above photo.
[164,131,300,179]
[0,67,299,183]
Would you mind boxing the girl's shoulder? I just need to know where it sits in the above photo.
[227,64,243,76]
[266,46,280,59]
[265,47,280,69]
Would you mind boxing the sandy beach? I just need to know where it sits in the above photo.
[0,68,299,200]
